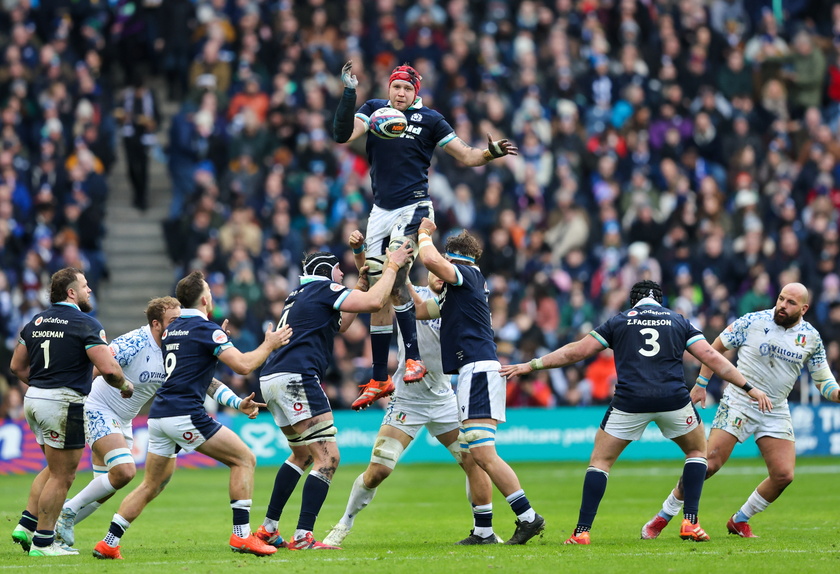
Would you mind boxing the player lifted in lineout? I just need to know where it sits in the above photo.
[333,60,517,410]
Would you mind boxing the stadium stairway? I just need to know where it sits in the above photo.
[96,95,179,337]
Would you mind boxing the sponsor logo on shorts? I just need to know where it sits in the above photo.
[686,415,694,426]
[293,402,303,412]
[49,431,60,440]
[183,431,195,442]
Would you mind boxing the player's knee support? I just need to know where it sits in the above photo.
[285,431,305,448]
[446,440,462,464]
[104,448,134,471]
[389,236,417,267]
[461,423,497,450]
[301,420,337,445]
[365,255,386,286]
[92,464,109,477]
[370,436,405,470]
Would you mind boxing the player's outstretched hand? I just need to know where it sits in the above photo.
[239,392,267,419]
[220,319,231,336]
[487,133,518,157]
[120,381,134,399]
[419,217,437,235]
[341,61,358,89]
[690,380,707,408]
[387,241,414,269]
[265,323,293,350]
[747,386,772,413]
[500,363,531,379]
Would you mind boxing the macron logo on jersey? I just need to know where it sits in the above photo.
[212,330,229,344]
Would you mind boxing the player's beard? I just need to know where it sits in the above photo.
[78,300,92,313]
[773,308,800,328]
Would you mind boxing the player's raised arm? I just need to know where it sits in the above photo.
[443,132,519,167]
[333,61,368,143]
[339,241,413,314]
[416,218,460,284]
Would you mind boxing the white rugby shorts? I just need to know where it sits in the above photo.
[260,372,332,428]
[147,413,222,457]
[601,402,701,441]
[84,406,134,449]
[456,361,507,423]
[712,386,794,443]
[24,386,87,449]
[366,200,434,255]
[381,393,460,439]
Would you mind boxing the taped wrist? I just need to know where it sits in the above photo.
[213,383,242,410]
[333,87,357,143]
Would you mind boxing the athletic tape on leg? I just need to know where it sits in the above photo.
[301,420,338,444]
[446,440,462,464]
[104,448,134,470]
[370,436,405,469]
[286,431,305,448]
[462,423,497,449]
[93,464,109,477]
[365,255,386,286]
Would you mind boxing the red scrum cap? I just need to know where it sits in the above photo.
[389,64,422,93]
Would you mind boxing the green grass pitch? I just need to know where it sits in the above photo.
[2,457,839,573]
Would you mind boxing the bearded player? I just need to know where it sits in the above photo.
[332,60,518,410]
[641,282,840,539]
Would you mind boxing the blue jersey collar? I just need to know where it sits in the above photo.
[55,301,80,311]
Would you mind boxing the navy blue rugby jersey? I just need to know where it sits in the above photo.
[356,98,456,210]
[19,302,108,395]
[590,299,705,413]
[150,309,234,418]
[438,264,498,374]
[262,276,351,379]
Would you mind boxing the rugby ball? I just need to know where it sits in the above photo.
[369,107,407,139]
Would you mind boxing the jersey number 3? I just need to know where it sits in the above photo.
[638,328,661,357]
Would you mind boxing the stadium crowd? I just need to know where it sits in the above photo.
[2,0,840,416]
